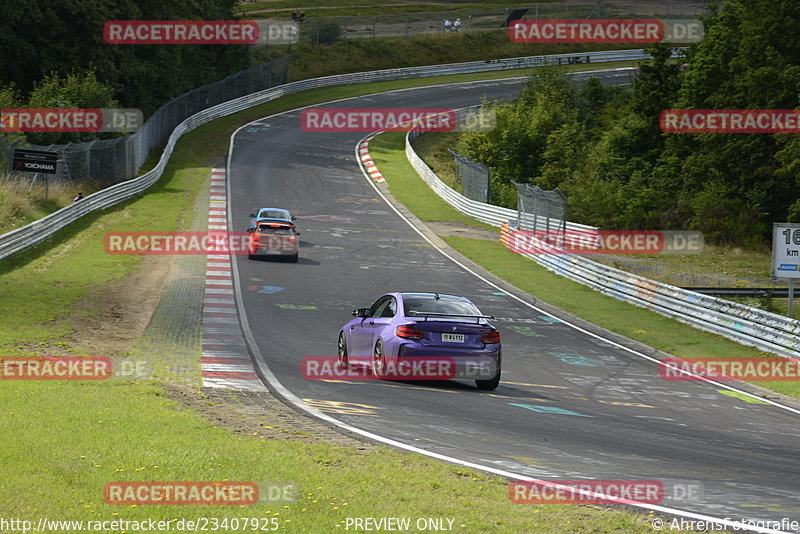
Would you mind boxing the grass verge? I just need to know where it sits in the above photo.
[0,173,98,236]
[2,380,666,532]
[0,63,677,532]
[368,131,800,401]
[237,0,572,18]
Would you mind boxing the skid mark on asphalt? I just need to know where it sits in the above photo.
[376,382,460,394]
[597,400,654,408]
[481,393,553,402]
[491,381,654,408]
[296,151,353,161]
[502,381,569,389]
[302,214,360,223]
[201,168,265,391]
[494,316,569,326]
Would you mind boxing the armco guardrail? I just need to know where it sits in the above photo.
[499,224,800,358]
[407,103,605,231]
[0,49,652,262]
[404,121,800,358]
[682,287,793,299]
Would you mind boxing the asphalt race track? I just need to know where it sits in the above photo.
[229,74,800,529]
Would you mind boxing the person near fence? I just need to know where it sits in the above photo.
[443,19,452,31]
[453,18,462,31]
[73,192,84,203]
[291,11,298,20]
[298,11,306,22]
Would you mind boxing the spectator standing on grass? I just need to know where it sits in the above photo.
[73,192,84,203]
[444,19,451,31]
[453,18,461,31]
[298,11,306,22]
[292,11,298,20]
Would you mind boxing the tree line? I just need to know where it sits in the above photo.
[454,0,800,246]
[0,0,250,145]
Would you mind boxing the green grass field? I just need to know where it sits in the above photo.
[4,380,671,532]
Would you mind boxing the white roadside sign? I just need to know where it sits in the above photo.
[773,223,800,279]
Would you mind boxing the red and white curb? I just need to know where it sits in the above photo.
[358,133,385,183]
[201,168,265,391]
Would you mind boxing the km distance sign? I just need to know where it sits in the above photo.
[11,148,58,174]
[773,223,800,280]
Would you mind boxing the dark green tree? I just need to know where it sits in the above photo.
[654,0,800,242]
[25,69,117,145]
[0,0,250,116]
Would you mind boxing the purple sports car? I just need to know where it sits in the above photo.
[337,292,502,390]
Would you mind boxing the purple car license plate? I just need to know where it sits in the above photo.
[442,333,464,343]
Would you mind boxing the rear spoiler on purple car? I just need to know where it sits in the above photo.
[407,312,495,322]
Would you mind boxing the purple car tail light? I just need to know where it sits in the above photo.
[396,324,424,340]
[482,330,501,344]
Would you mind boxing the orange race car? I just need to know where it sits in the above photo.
[247,221,299,262]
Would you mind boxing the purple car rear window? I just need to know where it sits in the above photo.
[403,297,480,317]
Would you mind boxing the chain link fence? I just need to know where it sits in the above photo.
[0,134,23,172]
[447,148,490,203]
[2,57,290,186]
[295,1,708,43]
[514,181,568,236]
